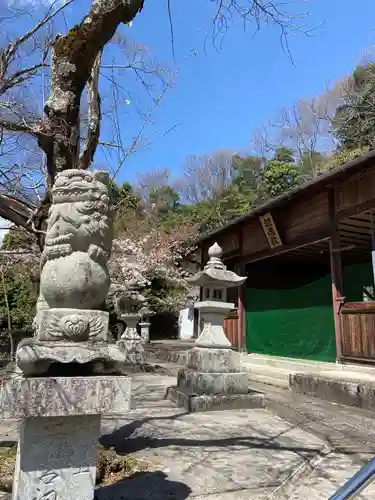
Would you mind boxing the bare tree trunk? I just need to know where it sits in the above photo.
[0,1,145,246]
[39,0,144,184]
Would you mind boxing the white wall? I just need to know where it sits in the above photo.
[0,218,10,246]
[178,306,195,340]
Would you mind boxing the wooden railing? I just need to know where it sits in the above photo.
[341,302,375,362]
[223,310,240,350]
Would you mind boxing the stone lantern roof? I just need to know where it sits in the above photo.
[186,242,247,288]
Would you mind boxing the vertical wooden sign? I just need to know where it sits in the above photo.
[259,212,282,248]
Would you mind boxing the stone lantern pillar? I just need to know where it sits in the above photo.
[166,242,264,412]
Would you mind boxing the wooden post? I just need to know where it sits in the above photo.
[328,189,344,361]
[370,212,375,286]
[238,262,246,352]
[193,244,206,339]
[371,212,375,250]
[237,226,247,352]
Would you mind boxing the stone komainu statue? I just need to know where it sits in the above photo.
[39,169,113,311]
[18,169,128,376]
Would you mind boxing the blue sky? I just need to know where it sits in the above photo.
[111,0,375,183]
[3,0,375,187]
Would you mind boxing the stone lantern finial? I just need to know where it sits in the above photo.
[205,242,225,271]
[208,242,222,258]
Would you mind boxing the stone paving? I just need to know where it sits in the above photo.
[96,373,375,499]
[2,372,375,499]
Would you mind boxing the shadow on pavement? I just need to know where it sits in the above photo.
[100,414,321,460]
[94,470,191,500]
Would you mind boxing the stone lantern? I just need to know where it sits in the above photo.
[189,242,246,348]
[166,242,264,412]
[115,286,146,364]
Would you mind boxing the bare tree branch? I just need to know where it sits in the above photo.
[0,0,72,93]
[3,0,71,57]
[179,151,234,203]
[212,0,313,60]
[0,193,35,230]
[0,0,314,245]
[0,63,46,95]
[0,118,32,134]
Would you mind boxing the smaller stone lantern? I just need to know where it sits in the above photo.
[139,305,152,343]
[166,242,264,412]
[115,286,146,364]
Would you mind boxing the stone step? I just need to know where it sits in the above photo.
[240,355,307,388]
[240,353,375,390]
[148,347,375,394]
[290,371,375,410]
[241,352,375,374]
[240,353,336,373]
[246,365,290,389]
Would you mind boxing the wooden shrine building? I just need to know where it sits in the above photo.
[195,149,375,364]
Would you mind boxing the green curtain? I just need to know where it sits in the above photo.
[343,262,373,301]
[246,273,336,361]
[246,261,374,362]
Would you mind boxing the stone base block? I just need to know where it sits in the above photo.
[177,368,248,395]
[0,375,131,419]
[186,347,241,373]
[16,338,130,376]
[13,415,100,500]
[166,386,264,412]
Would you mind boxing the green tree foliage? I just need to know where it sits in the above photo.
[328,147,370,170]
[112,182,142,235]
[273,147,295,163]
[149,186,180,214]
[333,64,375,150]
[2,227,35,250]
[0,264,37,330]
[0,226,38,332]
[231,155,263,198]
[298,150,327,177]
[139,149,304,235]
[261,161,300,198]
[143,275,188,313]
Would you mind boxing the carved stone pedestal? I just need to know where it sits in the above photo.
[166,347,264,412]
[0,376,131,500]
[16,338,129,376]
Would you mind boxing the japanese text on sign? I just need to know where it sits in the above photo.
[259,212,282,249]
